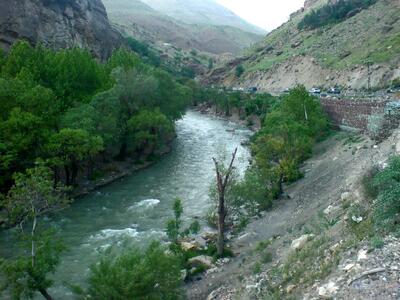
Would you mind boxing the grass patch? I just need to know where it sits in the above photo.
[266,236,341,297]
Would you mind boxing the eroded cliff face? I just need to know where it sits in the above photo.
[0,0,121,59]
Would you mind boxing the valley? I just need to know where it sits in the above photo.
[0,0,399,299]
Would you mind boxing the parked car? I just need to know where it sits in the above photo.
[309,87,321,94]
[320,92,328,98]
[328,87,341,94]
[247,87,258,93]
[283,88,291,93]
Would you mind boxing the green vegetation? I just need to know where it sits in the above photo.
[74,242,183,300]
[266,236,341,298]
[248,86,328,207]
[244,0,398,73]
[235,64,244,77]
[166,198,201,242]
[198,88,277,118]
[0,165,68,300]
[0,41,192,196]
[298,0,378,30]
[369,156,400,234]
[125,37,161,67]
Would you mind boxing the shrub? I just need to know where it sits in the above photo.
[235,65,245,78]
[74,242,183,300]
[298,0,378,30]
[371,156,400,233]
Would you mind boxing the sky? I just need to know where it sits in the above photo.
[216,0,305,31]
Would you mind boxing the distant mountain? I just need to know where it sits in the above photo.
[141,0,266,35]
[206,0,400,91]
[102,0,264,55]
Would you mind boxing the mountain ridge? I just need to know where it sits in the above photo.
[141,0,266,35]
[102,0,264,56]
[205,0,400,91]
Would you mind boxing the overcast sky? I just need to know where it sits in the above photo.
[216,0,305,31]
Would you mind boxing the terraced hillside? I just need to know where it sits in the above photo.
[206,0,400,92]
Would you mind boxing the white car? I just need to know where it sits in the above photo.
[309,88,321,94]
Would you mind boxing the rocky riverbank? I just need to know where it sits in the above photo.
[186,127,400,299]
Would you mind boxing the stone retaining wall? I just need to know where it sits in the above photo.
[319,98,388,131]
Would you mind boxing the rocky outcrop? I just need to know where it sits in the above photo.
[0,0,122,60]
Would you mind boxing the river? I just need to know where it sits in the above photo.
[0,110,252,298]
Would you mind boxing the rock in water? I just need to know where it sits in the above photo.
[0,0,122,60]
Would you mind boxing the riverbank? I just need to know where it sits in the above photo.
[0,144,173,230]
[194,102,262,132]
[72,146,172,199]
[0,110,253,299]
[186,128,400,299]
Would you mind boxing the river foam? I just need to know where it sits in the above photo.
[128,198,160,210]
[90,227,139,241]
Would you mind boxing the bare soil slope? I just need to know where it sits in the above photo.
[187,128,400,299]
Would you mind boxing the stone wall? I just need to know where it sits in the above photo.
[319,97,388,132]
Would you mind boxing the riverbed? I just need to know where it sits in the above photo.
[0,110,252,298]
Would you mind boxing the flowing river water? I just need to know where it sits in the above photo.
[0,110,252,298]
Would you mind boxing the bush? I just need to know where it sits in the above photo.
[75,242,183,300]
[298,0,377,30]
[370,156,400,233]
[235,65,244,78]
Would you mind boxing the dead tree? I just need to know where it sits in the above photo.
[212,148,238,257]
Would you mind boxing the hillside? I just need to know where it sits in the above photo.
[102,0,264,55]
[206,0,400,92]
[0,0,121,60]
[141,0,266,35]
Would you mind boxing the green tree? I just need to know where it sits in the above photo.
[0,165,68,300]
[46,129,103,185]
[0,108,46,189]
[166,198,183,242]
[75,242,183,300]
[128,110,174,155]
[235,65,244,78]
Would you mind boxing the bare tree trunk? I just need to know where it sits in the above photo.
[64,165,70,186]
[217,194,226,256]
[31,212,54,300]
[31,215,37,267]
[213,148,237,257]
[39,288,53,300]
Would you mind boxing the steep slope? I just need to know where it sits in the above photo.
[141,0,266,35]
[0,0,121,60]
[206,0,400,91]
[102,0,264,55]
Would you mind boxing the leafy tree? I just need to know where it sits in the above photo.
[74,242,183,300]
[250,86,328,201]
[0,165,68,300]
[108,48,142,72]
[128,110,174,155]
[208,58,214,70]
[46,129,103,185]
[166,198,183,242]
[235,64,244,78]
[0,108,46,189]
